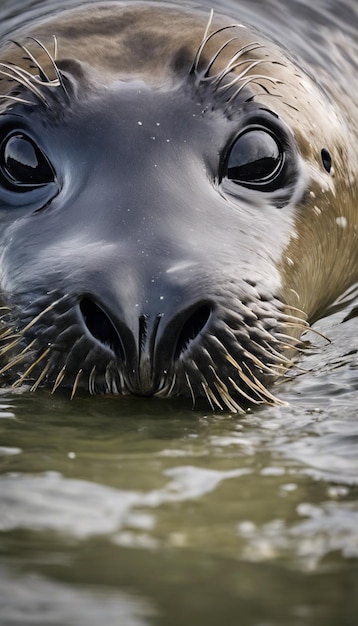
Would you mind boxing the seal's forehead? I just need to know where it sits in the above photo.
[0,3,302,105]
[0,1,347,155]
[1,3,273,82]
[9,7,213,77]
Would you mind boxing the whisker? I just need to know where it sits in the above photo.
[236,367,267,402]
[241,349,281,375]
[27,36,69,96]
[202,8,214,45]
[70,369,82,400]
[283,304,308,320]
[203,382,223,410]
[278,313,309,326]
[88,365,96,395]
[105,362,121,394]
[0,63,48,104]
[228,376,262,404]
[225,74,283,106]
[242,362,284,404]
[110,376,120,395]
[211,42,264,86]
[202,36,241,77]
[275,332,306,346]
[184,371,196,408]
[167,371,177,396]
[12,347,50,388]
[282,321,314,335]
[0,328,16,341]
[191,20,246,74]
[52,34,58,61]
[20,296,66,334]
[218,385,244,413]
[10,39,54,83]
[262,340,297,366]
[158,371,177,398]
[0,338,36,373]
[51,365,66,394]
[0,336,23,357]
[274,340,308,356]
[0,351,26,375]
[209,366,244,413]
[216,58,267,91]
[184,356,217,409]
[1,36,67,109]
[304,325,331,344]
[105,364,112,393]
[0,94,34,105]
[30,361,51,391]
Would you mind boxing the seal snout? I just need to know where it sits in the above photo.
[79,295,213,396]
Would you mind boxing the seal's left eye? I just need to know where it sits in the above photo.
[0,133,54,188]
[224,128,284,190]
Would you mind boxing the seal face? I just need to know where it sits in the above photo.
[0,2,357,411]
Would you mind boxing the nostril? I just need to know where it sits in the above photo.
[174,304,212,359]
[79,297,125,360]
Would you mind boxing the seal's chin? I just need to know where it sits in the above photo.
[0,281,308,412]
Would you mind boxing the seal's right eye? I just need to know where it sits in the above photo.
[223,127,284,191]
[0,133,55,189]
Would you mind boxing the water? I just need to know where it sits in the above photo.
[0,1,358,624]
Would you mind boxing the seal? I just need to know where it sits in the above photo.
[0,2,357,411]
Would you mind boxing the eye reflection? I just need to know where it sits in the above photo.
[225,128,283,188]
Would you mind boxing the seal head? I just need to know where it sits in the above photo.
[0,3,356,410]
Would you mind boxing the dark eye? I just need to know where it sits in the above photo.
[224,128,284,190]
[0,133,54,189]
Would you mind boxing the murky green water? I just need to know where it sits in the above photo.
[1,0,358,624]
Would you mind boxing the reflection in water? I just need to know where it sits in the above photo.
[0,466,251,538]
[0,566,155,626]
